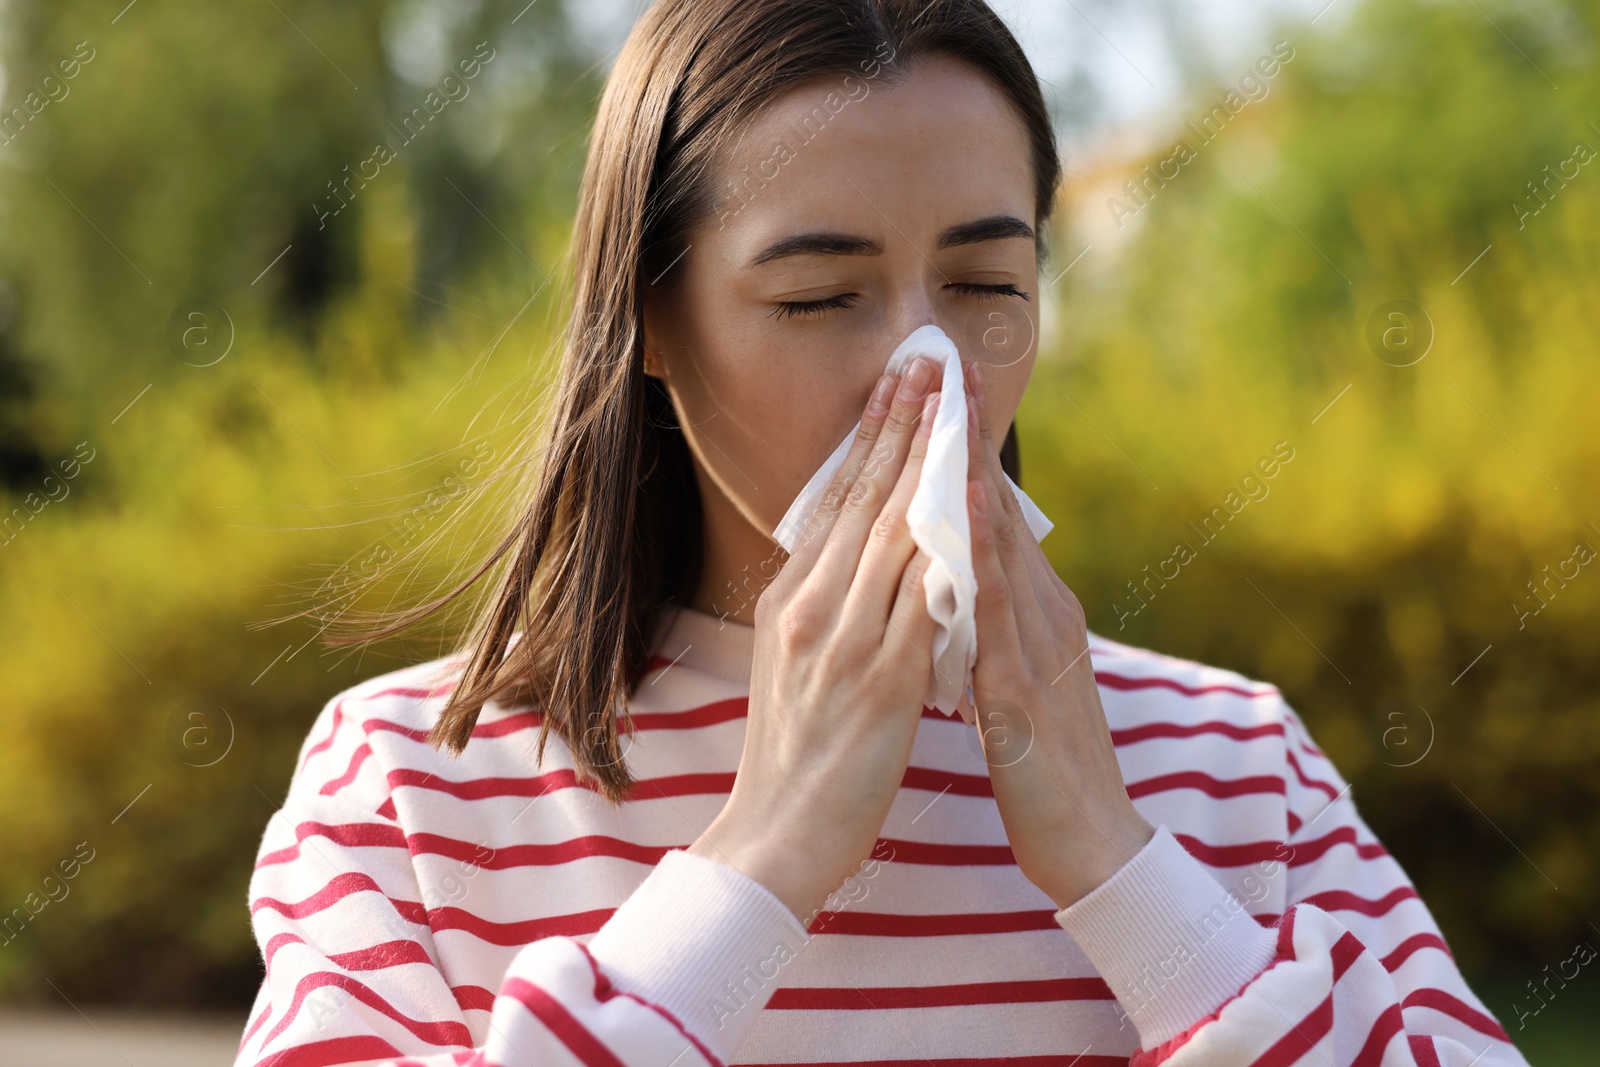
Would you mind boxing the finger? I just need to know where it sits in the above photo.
[846,389,939,628]
[884,545,938,695]
[968,478,1025,677]
[782,370,899,581]
[810,355,939,596]
[966,360,1035,542]
[965,368,1048,637]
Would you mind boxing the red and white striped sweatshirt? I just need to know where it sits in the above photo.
[236,603,1529,1067]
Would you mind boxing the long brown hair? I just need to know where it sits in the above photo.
[321,0,1061,805]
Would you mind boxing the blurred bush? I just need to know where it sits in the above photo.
[1028,0,1600,1000]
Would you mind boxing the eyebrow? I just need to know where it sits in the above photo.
[747,213,1035,267]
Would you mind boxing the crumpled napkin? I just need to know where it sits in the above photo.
[771,323,1053,724]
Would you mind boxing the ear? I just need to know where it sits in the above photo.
[639,285,670,381]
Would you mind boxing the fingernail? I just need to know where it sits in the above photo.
[867,373,895,417]
[967,397,978,433]
[972,361,986,401]
[971,480,987,517]
[905,356,934,396]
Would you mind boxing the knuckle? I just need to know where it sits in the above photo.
[991,510,1020,550]
[882,398,921,437]
[1058,586,1087,630]
[869,507,905,547]
[818,474,852,516]
[846,471,883,511]
[777,594,826,647]
[901,551,931,594]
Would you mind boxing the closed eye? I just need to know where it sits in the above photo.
[953,282,1030,302]
[768,293,860,321]
[768,282,1030,321]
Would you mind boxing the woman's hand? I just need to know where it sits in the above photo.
[690,356,944,923]
[959,359,1156,910]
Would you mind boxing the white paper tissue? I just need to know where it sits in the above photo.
[771,324,1053,725]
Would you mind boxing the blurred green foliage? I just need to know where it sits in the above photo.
[1027,0,1600,1042]
[0,3,1594,1056]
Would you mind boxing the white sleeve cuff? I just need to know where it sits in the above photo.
[1053,824,1279,1049]
[584,848,812,1063]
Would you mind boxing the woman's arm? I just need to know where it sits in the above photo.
[1053,701,1530,1066]
[235,690,809,1067]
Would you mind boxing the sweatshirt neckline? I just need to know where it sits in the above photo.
[652,603,755,685]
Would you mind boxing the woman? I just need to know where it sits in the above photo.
[235,1,1528,1064]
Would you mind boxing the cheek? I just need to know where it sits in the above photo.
[949,302,1037,373]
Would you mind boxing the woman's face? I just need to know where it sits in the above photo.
[643,53,1041,540]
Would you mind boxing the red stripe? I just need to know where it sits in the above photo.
[250,871,423,923]
[318,742,372,796]
[1401,987,1510,1041]
[622,696,750,730]
[571,941,725,1067]
[253,1035,405,1067]
[258,969,472,1051]
[255,820,408,869]
[1274,905,1301,962]
[417,831,670,868]
[1381,933,1451,971]
[241,1003,272,1048]
[1281,826,1389,866]
[1095,670,1279,701]
[452,983,497,1013]
[499,976,629,1067]
[298,699,346,772]
[328,938,434,971]
[1126,771,1285,801]
[430,905,615,945]
[1111,720,1284,745]
[1330,931,1365,981]
[805,909,1060,936]
[900,765,993,796]
[1249,985,1334,1067]
[1352,1004,1405,1067]
[1408,1034,1443,1067]
[742,1060,1129,1067]
[1285,746,1341,801]
[1301,887,1418,918]
[1173,834,1288,868]
[627,771,738,800]
[362,681,458,701]
[767,977,1115,1010]
[263,932,306,972]
[873,837,1016,865]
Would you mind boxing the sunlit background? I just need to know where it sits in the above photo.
[1,0,1595,1061]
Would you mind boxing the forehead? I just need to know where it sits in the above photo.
[705,54,1035,252]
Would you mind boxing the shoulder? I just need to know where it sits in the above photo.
[1087,628,1287,733]
[1087,628,1350,825]
[288,649,479,807]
